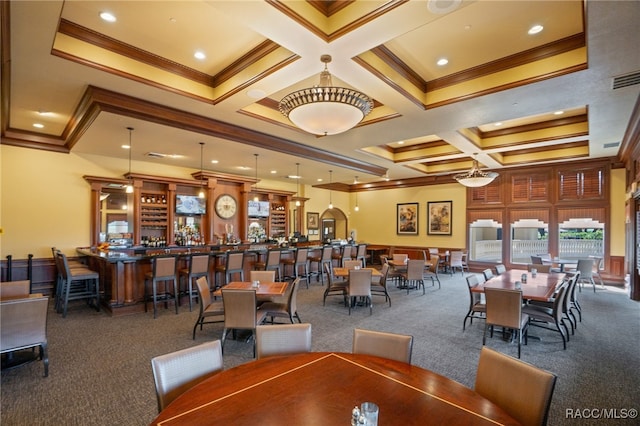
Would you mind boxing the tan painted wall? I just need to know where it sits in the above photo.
[0,145,628,260]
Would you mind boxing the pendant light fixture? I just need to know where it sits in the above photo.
[454,154,499,187]
[253,153,259,202]
[279,55,373,136]
[295,162,301,207]
[328,170,333,209]
[125,127,134,193]
[198,142,205,198]
[354,176,359,212]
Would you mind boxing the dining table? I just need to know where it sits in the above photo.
[150,352,519,425]
[332,267,382,278]
[212,281,288,297]
[473,269,563,302]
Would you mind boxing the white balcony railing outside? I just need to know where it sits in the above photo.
[471,239,603,263]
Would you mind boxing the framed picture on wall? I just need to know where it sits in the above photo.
[397,203,419,235]
[307,212,319,229]
[428,201,452,235]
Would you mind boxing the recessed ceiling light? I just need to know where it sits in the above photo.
[168,154,183,159]
[122,145,130,149]
[194,51,206,60]
[554,110,564,115]
[270,170,277,174]
[397,141,405,145]
[247,89,266,99]
[528,24,543,35]
[494,122,503,127]
[437,58,449,66]
[238,166,250,170]
[317,178,323,182]
[33,123,44,128]
[99,12,116,23]
[37,110,53,116]
[210,160,219,164]
[169,17,177,23]
[288,175,301,179]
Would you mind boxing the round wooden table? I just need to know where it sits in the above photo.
[151,352,519,425]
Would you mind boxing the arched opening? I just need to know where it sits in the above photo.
[320,208,348,242]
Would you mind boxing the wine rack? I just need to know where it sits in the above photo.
[270,203,287,237]
[140,191,168,244]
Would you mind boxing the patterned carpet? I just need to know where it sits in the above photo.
[1,270,639,425]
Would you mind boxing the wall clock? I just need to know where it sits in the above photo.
[215,194,237,219]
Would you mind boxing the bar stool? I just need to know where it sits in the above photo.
[216,251,245,286]
[253,249,282,281]
[308,246,333,284]
[55,251,100,318]
[355,244,369,268]
[144,255,179,319]
[281,248,309,286]
[178,253,211,312]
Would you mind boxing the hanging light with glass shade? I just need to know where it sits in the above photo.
[279,55,373,136]
[124,127,134,193]
[198,142,205,198]
[453,154,499,187]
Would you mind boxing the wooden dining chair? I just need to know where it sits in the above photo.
[151,340,223,412]
[475,347,557,426]
[352,328,413,364]
[255,323,312,359]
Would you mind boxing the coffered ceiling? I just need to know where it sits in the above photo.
[2,1,639,189]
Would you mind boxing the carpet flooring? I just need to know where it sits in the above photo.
[1,271,639,425]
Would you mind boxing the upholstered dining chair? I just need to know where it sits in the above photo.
[220,289,267,357]
[495,264,506,275]
[475,347,557,426]
[463,274,486,331]
[371,263,391,307]
[259,277,302,323]
[178,253,211,312]
[250,270,276,283]
[423,255,441,289]
[1,295,49,377]
[522,284,569,350]
[253,249,282,282]
[527,263,552,273]
[348,268,373,315]
[572,259,597,293]
[144,255,178,319]
[482,268,494,282]
[281,248,309,285]
[400,259,426,295]
[483,287,529,358]
[192,277,224,340]
[0,280,30,298]
[255,323,312,359]
[343,260,362,269]
[448,251,467,275]
[322,263,348,306]
[355,243,370,268]
[151,340,223,412]
[352,328,413,364]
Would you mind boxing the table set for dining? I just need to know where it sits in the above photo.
[150,352,519,425]
[473,269,563,302]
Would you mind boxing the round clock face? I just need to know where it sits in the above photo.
[215,194,237,219]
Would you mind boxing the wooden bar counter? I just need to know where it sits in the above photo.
[76,244,324,316]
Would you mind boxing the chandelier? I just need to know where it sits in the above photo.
[279,55,373,136]
[454,157,499,187]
